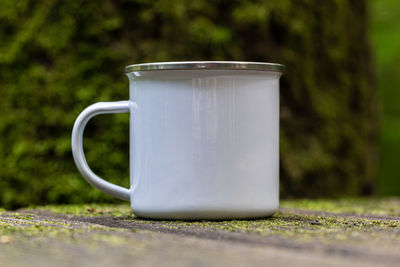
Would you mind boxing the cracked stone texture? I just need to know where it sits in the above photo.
[0,198,399,267]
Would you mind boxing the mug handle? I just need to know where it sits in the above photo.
[71,100,132,201]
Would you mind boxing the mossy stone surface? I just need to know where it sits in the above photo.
[1,198,399,266]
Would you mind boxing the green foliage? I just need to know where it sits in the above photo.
[0,0,378,209]
[370,0,400,195]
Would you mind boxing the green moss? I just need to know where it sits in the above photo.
[1,199,399,248]
[27,198,400,219]
[138,211,400,244]
[24,203,133,217]
[280,197,400,216]
[0,212,134,247]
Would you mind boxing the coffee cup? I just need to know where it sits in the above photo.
[72,61,284,219]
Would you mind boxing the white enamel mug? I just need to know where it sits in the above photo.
[72,61,284,220]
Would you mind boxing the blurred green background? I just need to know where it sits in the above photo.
[370,0,400,196]
[0,0,398,209]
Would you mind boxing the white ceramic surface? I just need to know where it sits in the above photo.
[72,62,283,220]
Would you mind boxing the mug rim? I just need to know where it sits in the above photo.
[124,61,285,73]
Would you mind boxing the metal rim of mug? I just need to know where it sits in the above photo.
[124,61,285,73]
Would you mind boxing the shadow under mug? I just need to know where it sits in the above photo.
[72,61,284,220]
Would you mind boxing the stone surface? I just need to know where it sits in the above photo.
[0,198,399,266]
